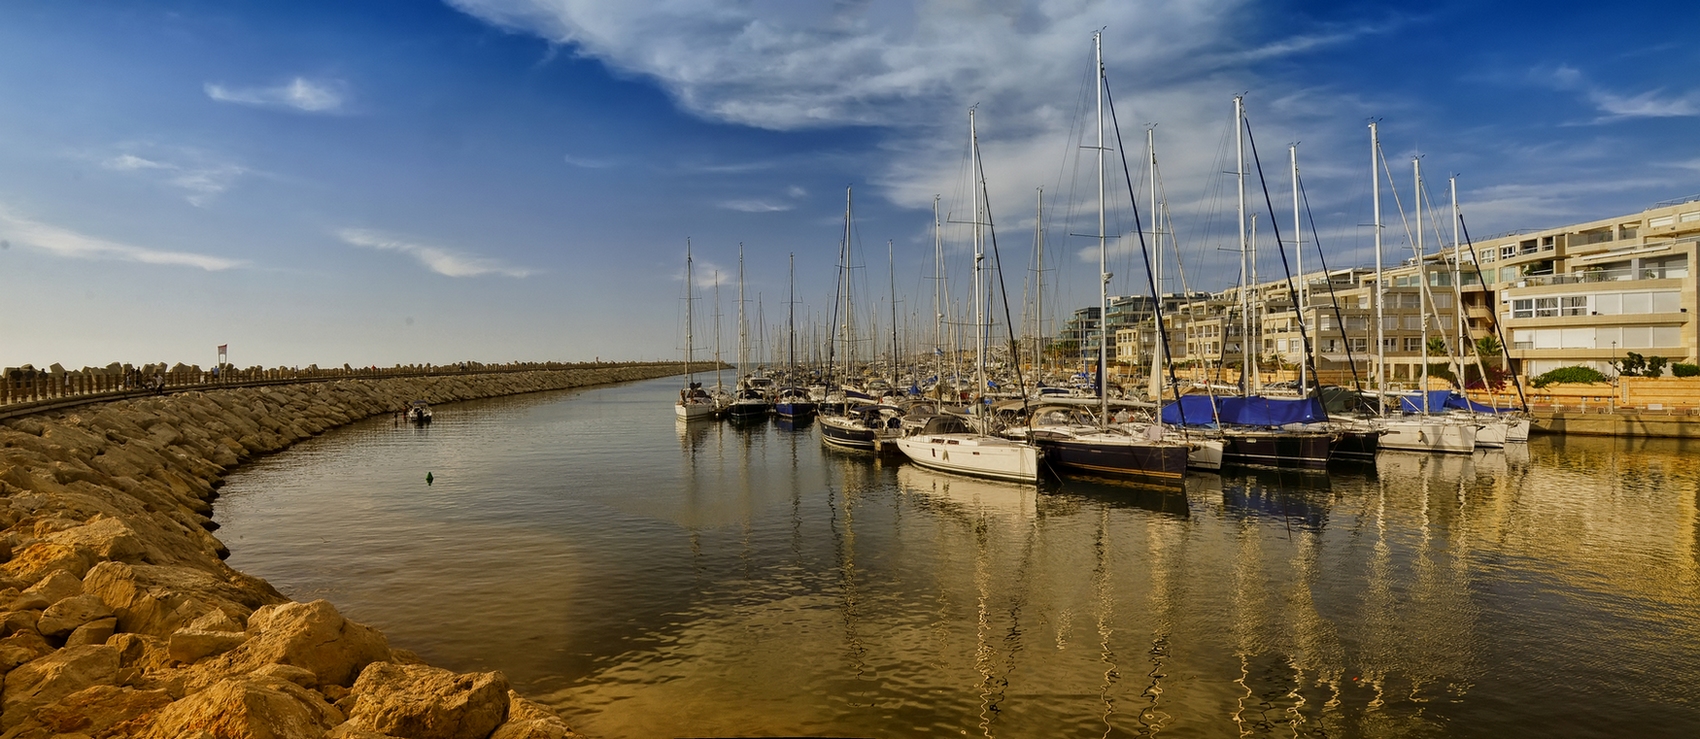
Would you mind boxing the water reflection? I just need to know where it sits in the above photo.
[214,378,1700,738]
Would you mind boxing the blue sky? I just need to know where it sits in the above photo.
[1,0,1695,369]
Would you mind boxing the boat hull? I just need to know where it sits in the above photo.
[894,434,1039,483]
[675,402,718,422]
[1329,428,1381,464]
[1220,430,1331,470]
[775,401,817,418]
[1038,437,1187,487]
[1378,418,1477,454]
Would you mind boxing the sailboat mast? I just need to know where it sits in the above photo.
[1235,95,1251,393]
[1292,143,1305,390]
[933,195,945,395]
[1415,158,1428,413]
[971,108,986,402]
[1450,176,1471,392]
[684,239,694,383]
[1371,122,1386,398]
[788,253,796,371]
[737,244,747,378]
[714,270,723,392]
[1034,187,1044,376]
[1095,31,1108,421]
[1148,126,1164,401]
[889,239,898,383]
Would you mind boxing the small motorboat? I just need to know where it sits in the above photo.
[408,400,434,425]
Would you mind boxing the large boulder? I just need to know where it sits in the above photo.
[36,593,114,639]
[1,644,121,728]
[135,676,344,739]
[342,662,510,739]
[0,684,172,739]
[81,561,279,637]
[490,691,583,739]
[209,600,390,688]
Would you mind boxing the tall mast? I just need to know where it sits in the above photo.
[1450,176,1470,394]
[737,243,747,377]
[684,239,694,383]
[788,253,796,371]
[1235,95,1251,393]
[713,269,723,392]
[1371,122,1385,399]
[1034,187,1044,376]
[1415,157,1428,413]
[1148,126,1164,401]
[842,187,855,378]
[1095,31,1108,420]
[889,239,898,383]
[1292,143,1305,390]
[933,194,945,395]
[971,107,987,402]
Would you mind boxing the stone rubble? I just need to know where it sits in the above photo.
[0,367,676,737]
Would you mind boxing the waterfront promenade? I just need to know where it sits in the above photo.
[0,361,685,736]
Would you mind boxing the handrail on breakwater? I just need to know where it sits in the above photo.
[0,359,716,420]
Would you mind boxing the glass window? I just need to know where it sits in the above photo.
[1403,337,1423,352]
[1349,338,1368,352]
[1384,315,1401,330]
[1512,299,1534,319]
[1500,266,1519,282]
[1561,296,1589,316]
[1404,315,1422,330]
[1479,248,1497,263]
[1433,294,1454,309]
[1535,297,1559,317]
[1346,317,1368,331]
[1382,337,1398,350]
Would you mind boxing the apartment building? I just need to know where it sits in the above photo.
[1085,195,1700,385]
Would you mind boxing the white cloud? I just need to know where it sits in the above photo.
[564,154,614,168]
[1540,64,1698,123]
[338,228,536,278]
[0,207,242,271]
[719,199,792,213]
[99,148,249,207]
[786,185,807,198]
[205,77,347,113]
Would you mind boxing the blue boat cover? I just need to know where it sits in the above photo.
[1161,395,1326,426]
[1399,390,1455,414]
[1160,394,1220,426]
[1221,395,1327,425]
[1442,393,1517,414]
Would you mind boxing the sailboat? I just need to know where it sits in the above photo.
[894,108,1040,483]
[775,253,817,419]
[1029,33,1189,487]
[725,244,771,422]
[675,239,718,421]
[820,186,904,451]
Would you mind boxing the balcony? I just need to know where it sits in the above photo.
[1515,267,1684,287]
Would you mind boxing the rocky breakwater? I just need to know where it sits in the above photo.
[0,365,679,738]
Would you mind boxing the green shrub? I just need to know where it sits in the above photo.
[1532,365,1607,388]
[1673,363,1700,378]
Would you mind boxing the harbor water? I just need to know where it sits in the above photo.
[214,376,1700,738]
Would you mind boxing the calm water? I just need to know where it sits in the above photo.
[215,377,1700,738]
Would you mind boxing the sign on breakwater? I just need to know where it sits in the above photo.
[0,363,685,734]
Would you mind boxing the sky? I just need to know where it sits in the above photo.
[2,0,1696,369]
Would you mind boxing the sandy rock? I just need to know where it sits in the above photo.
[1,541,96,583]
[1,609,40,637]
[82,561,277,638]
[46,516,152,564]
[65,616,118,647]
[343,662,510,739]
[134,676,344,739]
[20,569,83,605]
[1,644,121,728]
[189,607,244,633]
[249,662,319,688]
[109,632,172,671]
[168,629,250,664]
[490,691,583,739]
[210,600,389,688]
[38,593,115,638]
[0,684,172,739]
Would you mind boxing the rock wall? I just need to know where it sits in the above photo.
[0,366,680,737]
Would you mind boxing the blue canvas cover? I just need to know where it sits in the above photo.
[1399,390,1457,414]
[1219,395,1328,426]
[1160,395,1221,426]
[1442,394,1518,414]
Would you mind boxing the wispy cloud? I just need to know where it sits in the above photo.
[205,77,348,113]
[338,228,535,278]
[563,154,615,168]
[718,199,792,213]
[0,207,241,271]
[1539,64,1698,123]
[98,148,249,207]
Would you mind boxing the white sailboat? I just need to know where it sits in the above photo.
[675,239,718,421]
[895,108,1040,484]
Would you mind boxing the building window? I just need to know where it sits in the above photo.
[1479,248,1497,263]
[1349,338,1368,352]
[1404,337,1423,352]
[1382,337,1399,351]
[1561,296,1589,316]
[1512,299,1534,319]
[1534,297,1559,317]
[1345,317,1368,331]
[1501,245,1517,260]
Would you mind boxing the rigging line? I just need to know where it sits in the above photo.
[1297,169,1370,398]
[1243,116,1326,411]
[1101,73,1190,427]
[1457,212,1531,412]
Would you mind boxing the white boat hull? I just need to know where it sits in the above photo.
[895,434,1039,483]
[1472,417,1508,448]
[675,402,717,421]
[1377,418,1476,454]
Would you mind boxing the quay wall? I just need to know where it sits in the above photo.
[0,364,683,737]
